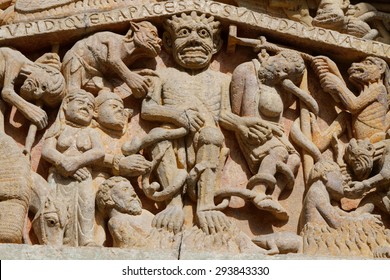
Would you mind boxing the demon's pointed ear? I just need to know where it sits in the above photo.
[129,21,140,32]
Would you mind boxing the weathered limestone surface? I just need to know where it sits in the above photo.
[0,0,390,259]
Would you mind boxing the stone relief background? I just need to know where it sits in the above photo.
[0,0,389,258]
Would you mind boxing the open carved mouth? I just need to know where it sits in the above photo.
[148,41,161,56]
[180,46,208,58]
[78,108,90,117]
[348,65,366,76]
[23,79,35,91]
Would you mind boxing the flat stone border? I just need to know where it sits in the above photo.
[0,0,388,62]
[0,244,375,260]
[0,244,178,260]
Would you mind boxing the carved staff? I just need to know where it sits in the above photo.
[298,70,314,184]
[227,25,315,61]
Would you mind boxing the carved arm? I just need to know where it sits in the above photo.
[103,40,150,98]
[141,82,190,129]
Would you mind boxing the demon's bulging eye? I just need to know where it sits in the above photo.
[177,28,191,37]
[198,28,210,38]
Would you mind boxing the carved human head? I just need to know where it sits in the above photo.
[348,56,388,87]
[95,89,129,132]
[344,138,374,180]
[259,50,305,85]
[63,89,95,126]
[163,12,222,69]
[19,53,66,108]
[308,160,344,199]
[96,176,142,216]
[125,21,162,57]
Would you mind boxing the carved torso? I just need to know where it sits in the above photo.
[159,67,228,126]
[352,83,388,141]
[57,126,94,156]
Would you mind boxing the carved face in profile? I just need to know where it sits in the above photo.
[64,90,95,126]
[163,12,221,70]
[95,96,127,131]
[111,180,142,216]
[348,57,386,87]
[131,21,162,58]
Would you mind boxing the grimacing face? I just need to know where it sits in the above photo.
[111,180,142,215]
[348,58,382,87]
[348,153,373,180]
[171,22,214,69]
[134,24,162,57]
[97,99,127,131]
[64,96,94,126]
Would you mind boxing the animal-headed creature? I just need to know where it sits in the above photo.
[62,21,161,98]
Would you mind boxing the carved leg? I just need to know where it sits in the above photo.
[311,111,349,152]
[62,57,83,92]
[77,177,97,246]
[265,240,280,255]
[250,147,290,221]
[151,140,185,234]
[195,127,232,234]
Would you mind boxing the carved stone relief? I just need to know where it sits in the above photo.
[0,0,389,259]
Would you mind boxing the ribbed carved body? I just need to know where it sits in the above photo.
[0,133,31,243]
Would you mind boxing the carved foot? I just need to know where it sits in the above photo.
[253,197,289,221]
[152,205,184,234]
[276,162,295,189]
[196,210,233,235]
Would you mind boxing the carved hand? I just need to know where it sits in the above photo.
[56,156,82,177]
[72,167,91,182]
[346,19,372,38]
[119,154,152,177]
[24,103,48,130]
[238,117,272,145]
[319,72,342,96]
[184,108,205,132]
[312,56,341,79]
[127,71,152,98]
[196,210,233,235]
[344,181,368,199]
